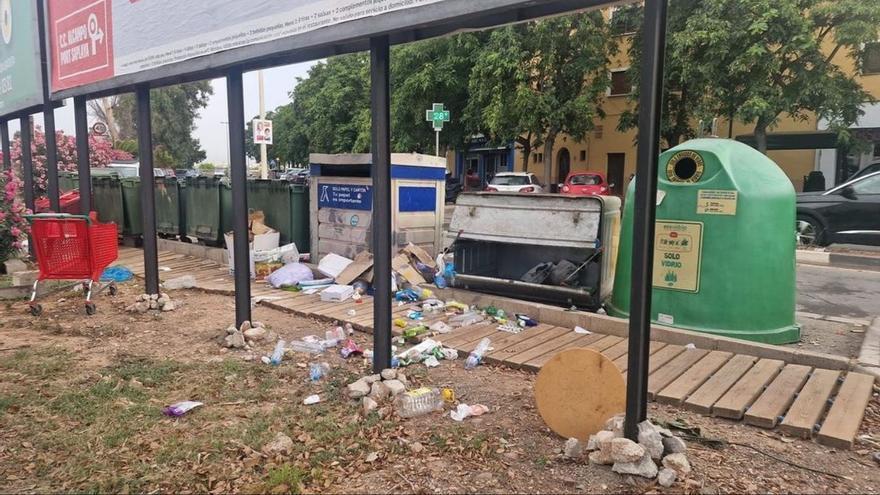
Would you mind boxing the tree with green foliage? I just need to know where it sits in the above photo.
[677,0,880,153]
[617,0,708,147]
[100,81,213,167]
[390,33,487,154]
[466,12,616,185]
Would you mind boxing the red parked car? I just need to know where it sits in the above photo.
[561,171,610,195]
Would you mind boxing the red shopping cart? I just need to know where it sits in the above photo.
[26,213,119,316]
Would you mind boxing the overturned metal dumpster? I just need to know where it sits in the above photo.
[447,192,620,309]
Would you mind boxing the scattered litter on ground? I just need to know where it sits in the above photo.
[162,400,203,417]
[574,326,591,334]
[465,338,491,370]
[303,394,322,405]
[100,266,133,282]
[450,403,490,421]
[163,275,196,290]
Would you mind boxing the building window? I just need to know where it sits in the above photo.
[610,4,641,36]
[873,142,880,160]
[580,150,587,161]
[609,69,632,96]
[865,42,880,74]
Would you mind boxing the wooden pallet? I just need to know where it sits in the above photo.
[116,247,876,448]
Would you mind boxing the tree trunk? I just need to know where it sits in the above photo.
[754,120,768,155]
[542,134,556,189]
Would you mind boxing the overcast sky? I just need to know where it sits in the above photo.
[10,62,316,166]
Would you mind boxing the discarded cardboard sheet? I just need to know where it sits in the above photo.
[392,253,426,285]
[404,243,436,269]
[335,252,374,285]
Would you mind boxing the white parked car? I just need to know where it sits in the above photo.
[486,172,545,193]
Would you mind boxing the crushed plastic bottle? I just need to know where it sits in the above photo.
[289,340,325,354]
[394,387,444,418]
[465,338,491,370]
[310,362,331,381]
[270,339,287,365]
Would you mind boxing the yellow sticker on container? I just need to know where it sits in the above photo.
[652,221,704,293]
[697,190,738,215]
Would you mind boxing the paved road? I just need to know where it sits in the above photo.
[797,264,880,320]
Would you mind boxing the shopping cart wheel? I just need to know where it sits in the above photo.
[85,303,97,316]
[30,304,43,316]
[108,284,118,296]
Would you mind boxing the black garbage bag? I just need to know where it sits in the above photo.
[521,262,554,284]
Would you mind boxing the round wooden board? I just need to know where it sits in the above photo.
[534,348,626,441]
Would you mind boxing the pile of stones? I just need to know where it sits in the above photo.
[347,368,409,414]
[126,293,175,313]
[223,321,275,350]
[565,414,691,488]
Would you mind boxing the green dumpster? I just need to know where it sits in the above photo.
[184,176,225,245]
[155,177,186,238]
[120,178,144,236]
[247,180,310,251]
[91,170,125,235]
[59,172,78,192]
[607,139,800,344]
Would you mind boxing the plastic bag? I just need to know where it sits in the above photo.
[266,262,314,289]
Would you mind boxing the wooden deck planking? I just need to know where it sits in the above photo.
[712,359,786,420]
[779,369,841,439]
[523,333,608,370]
[655,351,733,405]
[484,326,571,365]
[506,331,598,369]
[684,354,758,414]
[816,373,876,449]
[647,348,709,399]
[441,323,498,348]
[613,341,668,373]
[743,364,812,428]
[599,339,629,361]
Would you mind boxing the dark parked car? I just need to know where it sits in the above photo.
[849,162,880,182]
[796,171,880,246]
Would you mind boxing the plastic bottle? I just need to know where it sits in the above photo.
[270,339,287,365]
[465,338,491,370]
[394,387,444,418]
[309,362,330,381]
[289,340,325,354]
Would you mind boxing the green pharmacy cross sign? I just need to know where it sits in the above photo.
[426,103,451,130]
[425,103,450,156]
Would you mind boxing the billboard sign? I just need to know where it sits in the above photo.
[253,119,273,145]
[44,0,608,98]
[0,0,44,116]
[46,0,446,94]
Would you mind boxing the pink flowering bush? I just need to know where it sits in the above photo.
[3,126,133,195]
[0,168,30,263]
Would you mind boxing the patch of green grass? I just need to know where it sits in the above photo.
[0,395,14,414]
[0,347,72,379]
[534,455,550,468]
[267,463,306,494]
[108,356,183,386]
[50,379,147,423]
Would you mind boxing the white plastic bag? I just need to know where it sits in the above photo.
[266,262,314,288]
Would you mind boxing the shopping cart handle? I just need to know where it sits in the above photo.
[25,213,93,225]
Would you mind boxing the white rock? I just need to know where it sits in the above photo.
[240,321,252,332]
[363,374,382,384]
[262,432,294,455]
[149,293,159,301]
[252,321,265,328]
[610,437,645,464]
[612,453,658,479]
[369,381,391,401]
[638,421,664,460]
[362,396,378,414]
[226,324,238,335]
[588,449,614,466]
[563,438,584,459]
[157,296,170,306]
[662,436,687,455]
[140,294,150,302]
[662,453,692,477]
[149,300,159,310]
[243,326,267,341]
[587,429,614,451]
[380,368,397,380]
[224,330,246,349]
[347,379,371,399]
[605,414,625,437]
[397,373,408,386]
[657,468,677,487]
[161,300,175,312]
[384,379,406,396]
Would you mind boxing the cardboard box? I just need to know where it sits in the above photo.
[225,231,281,279]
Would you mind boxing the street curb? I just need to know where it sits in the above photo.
[796,249,880,271]
[857,317,880,374]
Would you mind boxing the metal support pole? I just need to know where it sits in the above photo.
[74,96,92,213]
[435,130,440,157]
[370,36,392,372]
[136,86,160,296]
[20,116,35,256]
[43,106,60,211]
[227,69,252,327]
[0,120,10,170]
[624,0,668,441]
[37,0,59,211]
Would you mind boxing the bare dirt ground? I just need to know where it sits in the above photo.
[783,317,866,359]
[1,281,879,494]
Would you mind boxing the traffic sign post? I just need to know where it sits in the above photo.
[425,103,450,157]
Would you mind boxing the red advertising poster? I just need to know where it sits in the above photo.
[48,0,114,91]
